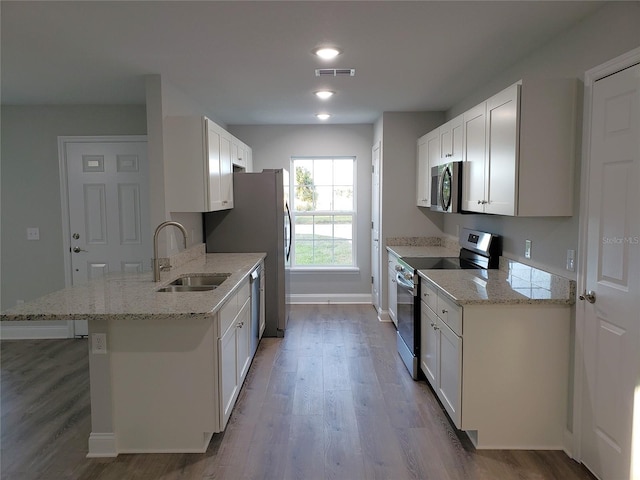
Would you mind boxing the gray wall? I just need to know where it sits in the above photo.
[442,1,640,278]
[1,105,147,310]
[375,112,445,312]
[228,124,373,298]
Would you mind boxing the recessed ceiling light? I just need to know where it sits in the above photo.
[316,113,331,120]
[314,47,341,60]
[314,90,335,100]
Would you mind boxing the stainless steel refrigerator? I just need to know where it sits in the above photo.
[204,169,291,337]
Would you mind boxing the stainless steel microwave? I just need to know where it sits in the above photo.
[430,161,462,213]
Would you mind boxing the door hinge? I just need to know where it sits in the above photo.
[371,221,374,229]
[371,276,374,284]
[371,165,374,174]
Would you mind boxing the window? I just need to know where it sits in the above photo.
[290,157,356,268]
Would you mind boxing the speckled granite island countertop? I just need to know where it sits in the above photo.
[0,252,265,321]
[418,261,576,306]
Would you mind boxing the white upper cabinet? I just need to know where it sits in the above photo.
[230,137,251,171]
[439,114,464,164]
[416,128,440,207]
[462,78,578,216]
[164,116,234,212]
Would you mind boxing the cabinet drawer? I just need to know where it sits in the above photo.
[236,279,250,305]
[420,279,438,314]
[219,298,238,336]
[437,294,462,336]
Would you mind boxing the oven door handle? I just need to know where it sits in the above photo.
[396,273,416,294]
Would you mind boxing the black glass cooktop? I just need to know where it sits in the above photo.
[400,256,464,270]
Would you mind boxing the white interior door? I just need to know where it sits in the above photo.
[62,138,150,336]
[580,62,640,480]
[371,142,381,313]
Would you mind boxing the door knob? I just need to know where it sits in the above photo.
[579,290,596,304]
[72,246,88,253]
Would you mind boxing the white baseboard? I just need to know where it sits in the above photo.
[378,310,392,322]
[0,321,73,340]
[288,293,372,304]
[86,433,118,458]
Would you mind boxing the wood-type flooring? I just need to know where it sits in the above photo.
[1,304,595,480]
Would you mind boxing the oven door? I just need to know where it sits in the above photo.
[396,272,419,379]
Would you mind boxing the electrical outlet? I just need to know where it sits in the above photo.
[92,333,107,354]
[27,227,40,241]
[566,249,575,272]
[525,240,532,259]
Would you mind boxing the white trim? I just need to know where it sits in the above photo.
[377,309,392,323]
[563,428,574,458]
[86,433,118,458]
[573,45,640,463]
[288,293,372,304]
[0,322,73,340]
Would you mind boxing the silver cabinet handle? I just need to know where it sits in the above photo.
[237,321,244,328]
[72,246,88,253]
[442,309,448,314]
[579,290,596,304]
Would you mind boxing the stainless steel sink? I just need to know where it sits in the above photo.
[169,274,231,287]
[156,285,217,293]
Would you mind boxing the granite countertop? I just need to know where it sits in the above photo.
[386,240,574,306]
[1,252,265,322]
[418,263,575,306]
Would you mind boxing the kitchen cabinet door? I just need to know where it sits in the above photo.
[437,318,462,428]
[218,131,234,209]
[420,304,438,386]
[237,299,251,382]
[219,321,239,428]
[416,129,439,207]
[462,102,487,213]
[439,115,464,163]
[484,84,519,216]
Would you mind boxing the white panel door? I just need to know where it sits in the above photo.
[581,63,640,480]
[371,142,381,313]
[64,139,150,335]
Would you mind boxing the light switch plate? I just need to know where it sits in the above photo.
[525,240,532,259]
[566,249,575,271]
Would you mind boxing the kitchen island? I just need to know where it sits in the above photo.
[1,251,266,457]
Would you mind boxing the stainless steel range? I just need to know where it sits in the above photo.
[396,228,501,379]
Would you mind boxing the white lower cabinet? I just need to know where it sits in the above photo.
[419,277,571,449]
[217,278,251,430]
[420,291,462,427]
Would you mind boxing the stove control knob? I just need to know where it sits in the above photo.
[395,265,403,272]
[403,272,412,281]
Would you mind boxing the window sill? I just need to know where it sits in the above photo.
[289,267,360,274]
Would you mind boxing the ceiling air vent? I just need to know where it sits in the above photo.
[315,68,355,77]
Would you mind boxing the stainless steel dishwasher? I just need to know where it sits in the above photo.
[250,265,262,357]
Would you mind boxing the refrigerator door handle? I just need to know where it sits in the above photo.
[285,202,292,262]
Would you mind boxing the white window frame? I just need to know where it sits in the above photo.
[289,156,357,271]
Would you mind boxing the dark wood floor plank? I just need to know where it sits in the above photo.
[1,305,596,480]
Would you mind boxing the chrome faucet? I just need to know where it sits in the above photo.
[153,221,188,282]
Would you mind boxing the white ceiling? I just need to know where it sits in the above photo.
[1,1,604,125]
